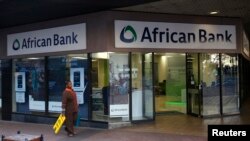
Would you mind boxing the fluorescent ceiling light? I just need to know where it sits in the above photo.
[209,11,219,15]
[72,56,87,59]
[27,57,40,60]
[165,55,172,58]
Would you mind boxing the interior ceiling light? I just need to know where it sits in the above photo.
[72,56,87,60]
[209,11,219,15]
[27,57,40,60]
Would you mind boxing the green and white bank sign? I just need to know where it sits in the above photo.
[115,20,236,49]
[7,23,86,56]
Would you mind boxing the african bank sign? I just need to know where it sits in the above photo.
[7,23,86,56]
[115,20,236,49]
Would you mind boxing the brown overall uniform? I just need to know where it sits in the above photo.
[62,88,78,135]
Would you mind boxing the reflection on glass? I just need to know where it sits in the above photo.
[131,53,143,120]
[13,57,45,113]
[48,54,89,120]
[132,53,153,120]
[186,53,200,115]
[91,52,109,122]
[200,53,220,116]
[143,53,154,118]
[221,54,239,114]
[48,56,67,113]
[109,53,130,121]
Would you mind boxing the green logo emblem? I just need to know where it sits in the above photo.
[13,39,20,50]
[120,25,137,43]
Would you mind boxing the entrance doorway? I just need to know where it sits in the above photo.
[152,52,239,117]
[154,53,186,114]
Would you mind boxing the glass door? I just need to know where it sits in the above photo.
[221,54,239,114]
[186,53,201,116]
[131,53,153,120]
[142,53,154,119]
[187,53,240,117]
[200,53,220,116]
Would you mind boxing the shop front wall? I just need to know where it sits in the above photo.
[0,11,247,126]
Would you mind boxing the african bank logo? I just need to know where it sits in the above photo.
[12,39,20,50]
[120,25,137,43]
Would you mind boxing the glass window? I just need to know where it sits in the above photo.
[48,56,66,114]
[109,53,130,122]
[91,52,130,122]
[13,57,45,113]
[221,54,239,114]
[48,54,89,120]
[91,52,109,121]
[91,52,131,122]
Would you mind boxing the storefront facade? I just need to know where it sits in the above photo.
[0,11,249,128]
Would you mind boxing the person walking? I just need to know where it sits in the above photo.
[62,80,78,137]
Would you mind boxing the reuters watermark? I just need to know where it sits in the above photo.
[208,125,249,140]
